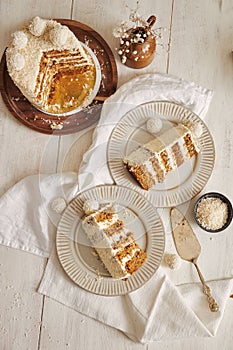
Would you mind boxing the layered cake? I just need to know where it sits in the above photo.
[6,17,97,115]
[82,201,147,279]
[124,123,200,190]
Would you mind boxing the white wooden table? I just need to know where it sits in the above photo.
[0,0,233,349]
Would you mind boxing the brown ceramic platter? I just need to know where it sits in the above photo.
[0,19,118,135]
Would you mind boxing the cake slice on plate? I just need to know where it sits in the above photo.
[123,123,200,190]
[82,201,147,279]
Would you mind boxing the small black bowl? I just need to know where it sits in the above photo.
[194,192,233,233]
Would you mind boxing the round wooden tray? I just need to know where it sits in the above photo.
[0,19,118,135]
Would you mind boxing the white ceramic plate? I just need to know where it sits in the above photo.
[56,185,165,296]
[108,101,215,207]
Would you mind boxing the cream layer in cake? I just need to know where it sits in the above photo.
[82,204,147,279]
[124,123,200,190]
[6,17,95,114]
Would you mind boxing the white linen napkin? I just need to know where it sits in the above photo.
[0,73,232,343]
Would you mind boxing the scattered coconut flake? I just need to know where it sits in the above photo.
[95,268,103,280]
[11,96,20,102]
[49,25,69,46]
[11,31,28,49]
[50,197,67,214]
[164,253,181,270]
[28,16,46,37]
[83,200,99,215]
[50,121,63,130]
[146,117,162,134]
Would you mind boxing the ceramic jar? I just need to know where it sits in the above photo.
[119,15,156,69]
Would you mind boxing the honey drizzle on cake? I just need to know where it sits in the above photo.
[34,49,95,113]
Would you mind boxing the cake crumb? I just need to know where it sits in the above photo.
[164,253,181,270]
[12,96,20,102]
[95,268,103,280]
[91,250,98,257]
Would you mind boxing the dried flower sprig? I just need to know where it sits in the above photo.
[113,9,166,65]
[113,12,165,41]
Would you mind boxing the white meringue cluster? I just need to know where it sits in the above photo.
[8,31,27,70]
[28,16,70,46]
[50,197,67,214]
[28,16,46,37]
[7,50,25,71]
[49,25,69,46]
[146,117,163,134]
[11,31,28,49]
